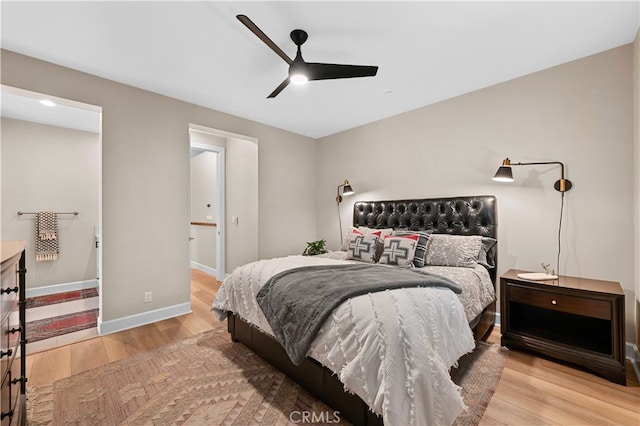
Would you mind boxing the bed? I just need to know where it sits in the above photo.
[212,195,497,426]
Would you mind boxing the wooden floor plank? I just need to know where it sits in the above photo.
[69,336,109,376]
[27,345,72,387]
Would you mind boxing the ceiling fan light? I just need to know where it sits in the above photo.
[290,73,308,85]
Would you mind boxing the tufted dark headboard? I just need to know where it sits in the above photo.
[353,195,498,283]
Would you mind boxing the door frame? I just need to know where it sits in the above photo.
[189,125,226,281]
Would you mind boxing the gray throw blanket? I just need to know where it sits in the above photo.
[256,263,462,365]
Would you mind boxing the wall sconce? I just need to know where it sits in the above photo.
[493,157,572,276]
[336,179,354,243]
[336,179,354,204]
[493,158,573,192]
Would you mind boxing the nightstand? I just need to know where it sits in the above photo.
[500,269,626,385]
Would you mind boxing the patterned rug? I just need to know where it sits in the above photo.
[27,328,507,425]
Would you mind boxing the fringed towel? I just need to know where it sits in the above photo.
[36,211,59,261]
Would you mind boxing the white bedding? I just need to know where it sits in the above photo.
[212,254,495,426]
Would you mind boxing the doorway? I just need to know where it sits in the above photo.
[188,124,258,283]
[189,141,225,280]
[0,84,102,351]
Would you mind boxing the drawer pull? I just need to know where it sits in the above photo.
[8,326,21,335]
[0,348,13,358]
[11,376,25,385]
[1,409,14,420]
[0,286,19,295]
[551,299,557,305]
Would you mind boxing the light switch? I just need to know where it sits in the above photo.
[232,216,239,225]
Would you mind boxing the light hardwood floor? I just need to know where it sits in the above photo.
[26,268,640,425]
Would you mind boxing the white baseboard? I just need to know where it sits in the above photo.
[98,302,191,336]
[26,279,98,298]
[190,261,217,277]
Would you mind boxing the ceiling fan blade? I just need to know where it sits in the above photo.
[306,63,378,81]
[267,78,291,98]
[237,15,292,65]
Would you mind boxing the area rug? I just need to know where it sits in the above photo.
[27,328,507,425]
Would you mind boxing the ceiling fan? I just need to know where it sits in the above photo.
[237,15,379,98]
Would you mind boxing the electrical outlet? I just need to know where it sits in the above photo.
[144,292,152,303]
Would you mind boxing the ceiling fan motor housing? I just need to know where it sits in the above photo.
[237,15,378,98]
[290,29,308,46]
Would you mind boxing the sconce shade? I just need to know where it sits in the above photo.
[342,183,354,195]
[493,166,514,182]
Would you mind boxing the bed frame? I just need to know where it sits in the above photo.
[228,195,497,426]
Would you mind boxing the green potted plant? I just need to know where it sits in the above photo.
[302,239,328,256]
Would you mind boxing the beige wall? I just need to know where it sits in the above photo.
[318,45,637,343]
[0,49,317,327]
[1,118,99,288]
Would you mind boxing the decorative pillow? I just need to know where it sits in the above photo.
[392,230,430,267]
[424,234,482,268]
[346,234,380,263]
[358,226,393,240]
[340,227,363,251]
[340,227,393,251]
[378,235,418,267]
[478,237,497,269]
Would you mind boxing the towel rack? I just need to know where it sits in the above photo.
[17,211,79,216]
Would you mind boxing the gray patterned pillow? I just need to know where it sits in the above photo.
[346,234,380,263]
[424,234,482,268]
[378,235,418,267]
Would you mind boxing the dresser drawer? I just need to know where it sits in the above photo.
[0,365,20,426]
[0,263,18,325]
[0,314,18,383]
[508,284,611,320]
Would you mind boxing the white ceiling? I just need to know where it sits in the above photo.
[1,1,638,139]
[0,86,101,133]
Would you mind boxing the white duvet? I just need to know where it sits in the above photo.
[212,254,493,426]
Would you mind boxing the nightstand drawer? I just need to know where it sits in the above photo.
[509,285,611,320]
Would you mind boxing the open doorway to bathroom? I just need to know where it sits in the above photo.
[0,85,102,353]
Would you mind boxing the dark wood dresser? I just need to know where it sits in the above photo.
[1,241,27,425]
[500,269,626,385]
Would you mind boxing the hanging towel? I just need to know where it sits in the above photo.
[36,211,59,261]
